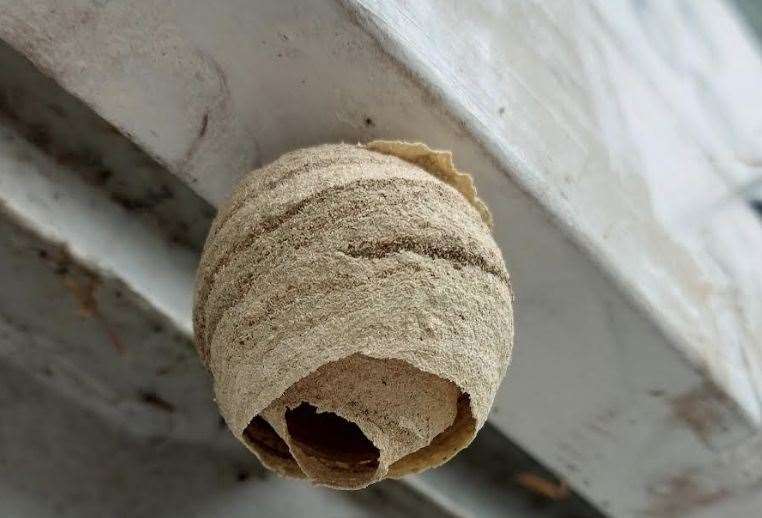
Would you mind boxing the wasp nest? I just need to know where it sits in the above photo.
[194,141,513,488]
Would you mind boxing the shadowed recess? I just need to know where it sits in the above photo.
[244,415,293,460]
[285,402,380,470]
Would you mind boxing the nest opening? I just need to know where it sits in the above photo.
[243,415,293,461]
[285,402,380,470]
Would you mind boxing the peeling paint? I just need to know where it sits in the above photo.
[669,382,733,446]
[515,472,570,501]
[647,470,731,517]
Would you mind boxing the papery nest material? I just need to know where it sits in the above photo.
[194,141,514,488]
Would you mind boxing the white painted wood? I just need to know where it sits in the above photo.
[0,358,443,518]
[0,66,600,518]
[0,111,575,518]
[352,0,762,421]
[1,0,761,515]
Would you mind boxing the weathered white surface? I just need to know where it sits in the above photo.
[0,122,196,337]
[0,64,599,518]
[353,0,762,422]
[0,359,442,518]
[1,0,761,516]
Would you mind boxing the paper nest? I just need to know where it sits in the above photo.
[193,141,514,488]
